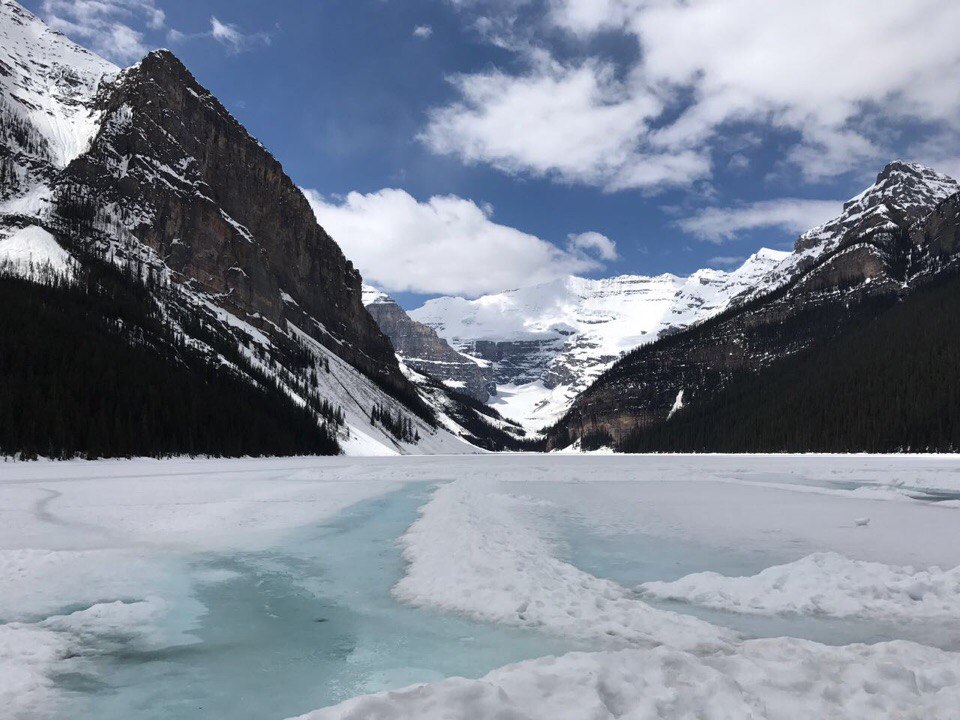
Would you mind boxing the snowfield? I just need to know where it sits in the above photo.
[2,454,960,720]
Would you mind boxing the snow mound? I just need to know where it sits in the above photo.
[0,598,175,720]
[393,480,734,651]
[640,551,960,620]
[294,638,960,720]
[0,226,73,281]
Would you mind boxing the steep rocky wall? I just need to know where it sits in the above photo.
[54,50,410,398]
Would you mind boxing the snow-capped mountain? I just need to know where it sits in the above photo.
[0,0,481,457]
[745,161,960,301]
[360,284,532,450]
[547,161,960,451]
[411,248,789,430]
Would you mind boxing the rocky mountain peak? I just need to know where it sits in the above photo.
[850,160,959,219]
[795,162,959,255]
[1,0,116,208]
[362,285,495,402]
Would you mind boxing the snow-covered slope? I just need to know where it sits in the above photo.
[0,223,73,279]
[412,248,789,430]
[0,0,116,210]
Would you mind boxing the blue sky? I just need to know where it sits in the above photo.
[26,0,960,307]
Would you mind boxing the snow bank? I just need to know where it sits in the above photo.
[1,598,176,720]
[295,638,960,720]
[0,226,73,281]
[393,480,734,651]
[640,551,960,620]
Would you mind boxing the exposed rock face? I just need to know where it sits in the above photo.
[362,285,494,402]
[52,50,409,397]
[548,162,960,450]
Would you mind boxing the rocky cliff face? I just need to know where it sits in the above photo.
[52,50,408,397]
[547,162,960,450]
[362,285,494,402]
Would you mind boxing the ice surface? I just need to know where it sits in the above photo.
[393,479,735,651]
[3,455,960,720]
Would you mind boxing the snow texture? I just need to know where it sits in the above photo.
[393,480,735,651]
[4,455,960,720]
[296,639,960,720]
[0,225,73,280]
[640,551,960,621]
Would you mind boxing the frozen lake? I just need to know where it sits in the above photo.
[3,455,960,719]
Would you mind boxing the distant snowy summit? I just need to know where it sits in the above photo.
[407,249,789,430]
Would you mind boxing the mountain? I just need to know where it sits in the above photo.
[361,285,530,450]
[362,285,494,402]
[546,161,960,452]
[0,0,477,458]
[410,248,789,430]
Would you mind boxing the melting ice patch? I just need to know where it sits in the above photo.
[640,551,960,621]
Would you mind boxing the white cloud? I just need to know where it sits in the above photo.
[413,25,433,39]
[209,17,270,53]
[421,57,700,190]
[39,1,269,62]
[677,199,843,243]
[567,231,617,260]
[303,188,614,296]
[432,0,960,190]
[210,17,242,48]
[40,0,164,63]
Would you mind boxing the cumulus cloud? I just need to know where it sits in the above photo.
[677,199,843,243]
[567,231,617,260]
[303,188,615,296]
[413,25,433,39]
[431,0,960,190]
